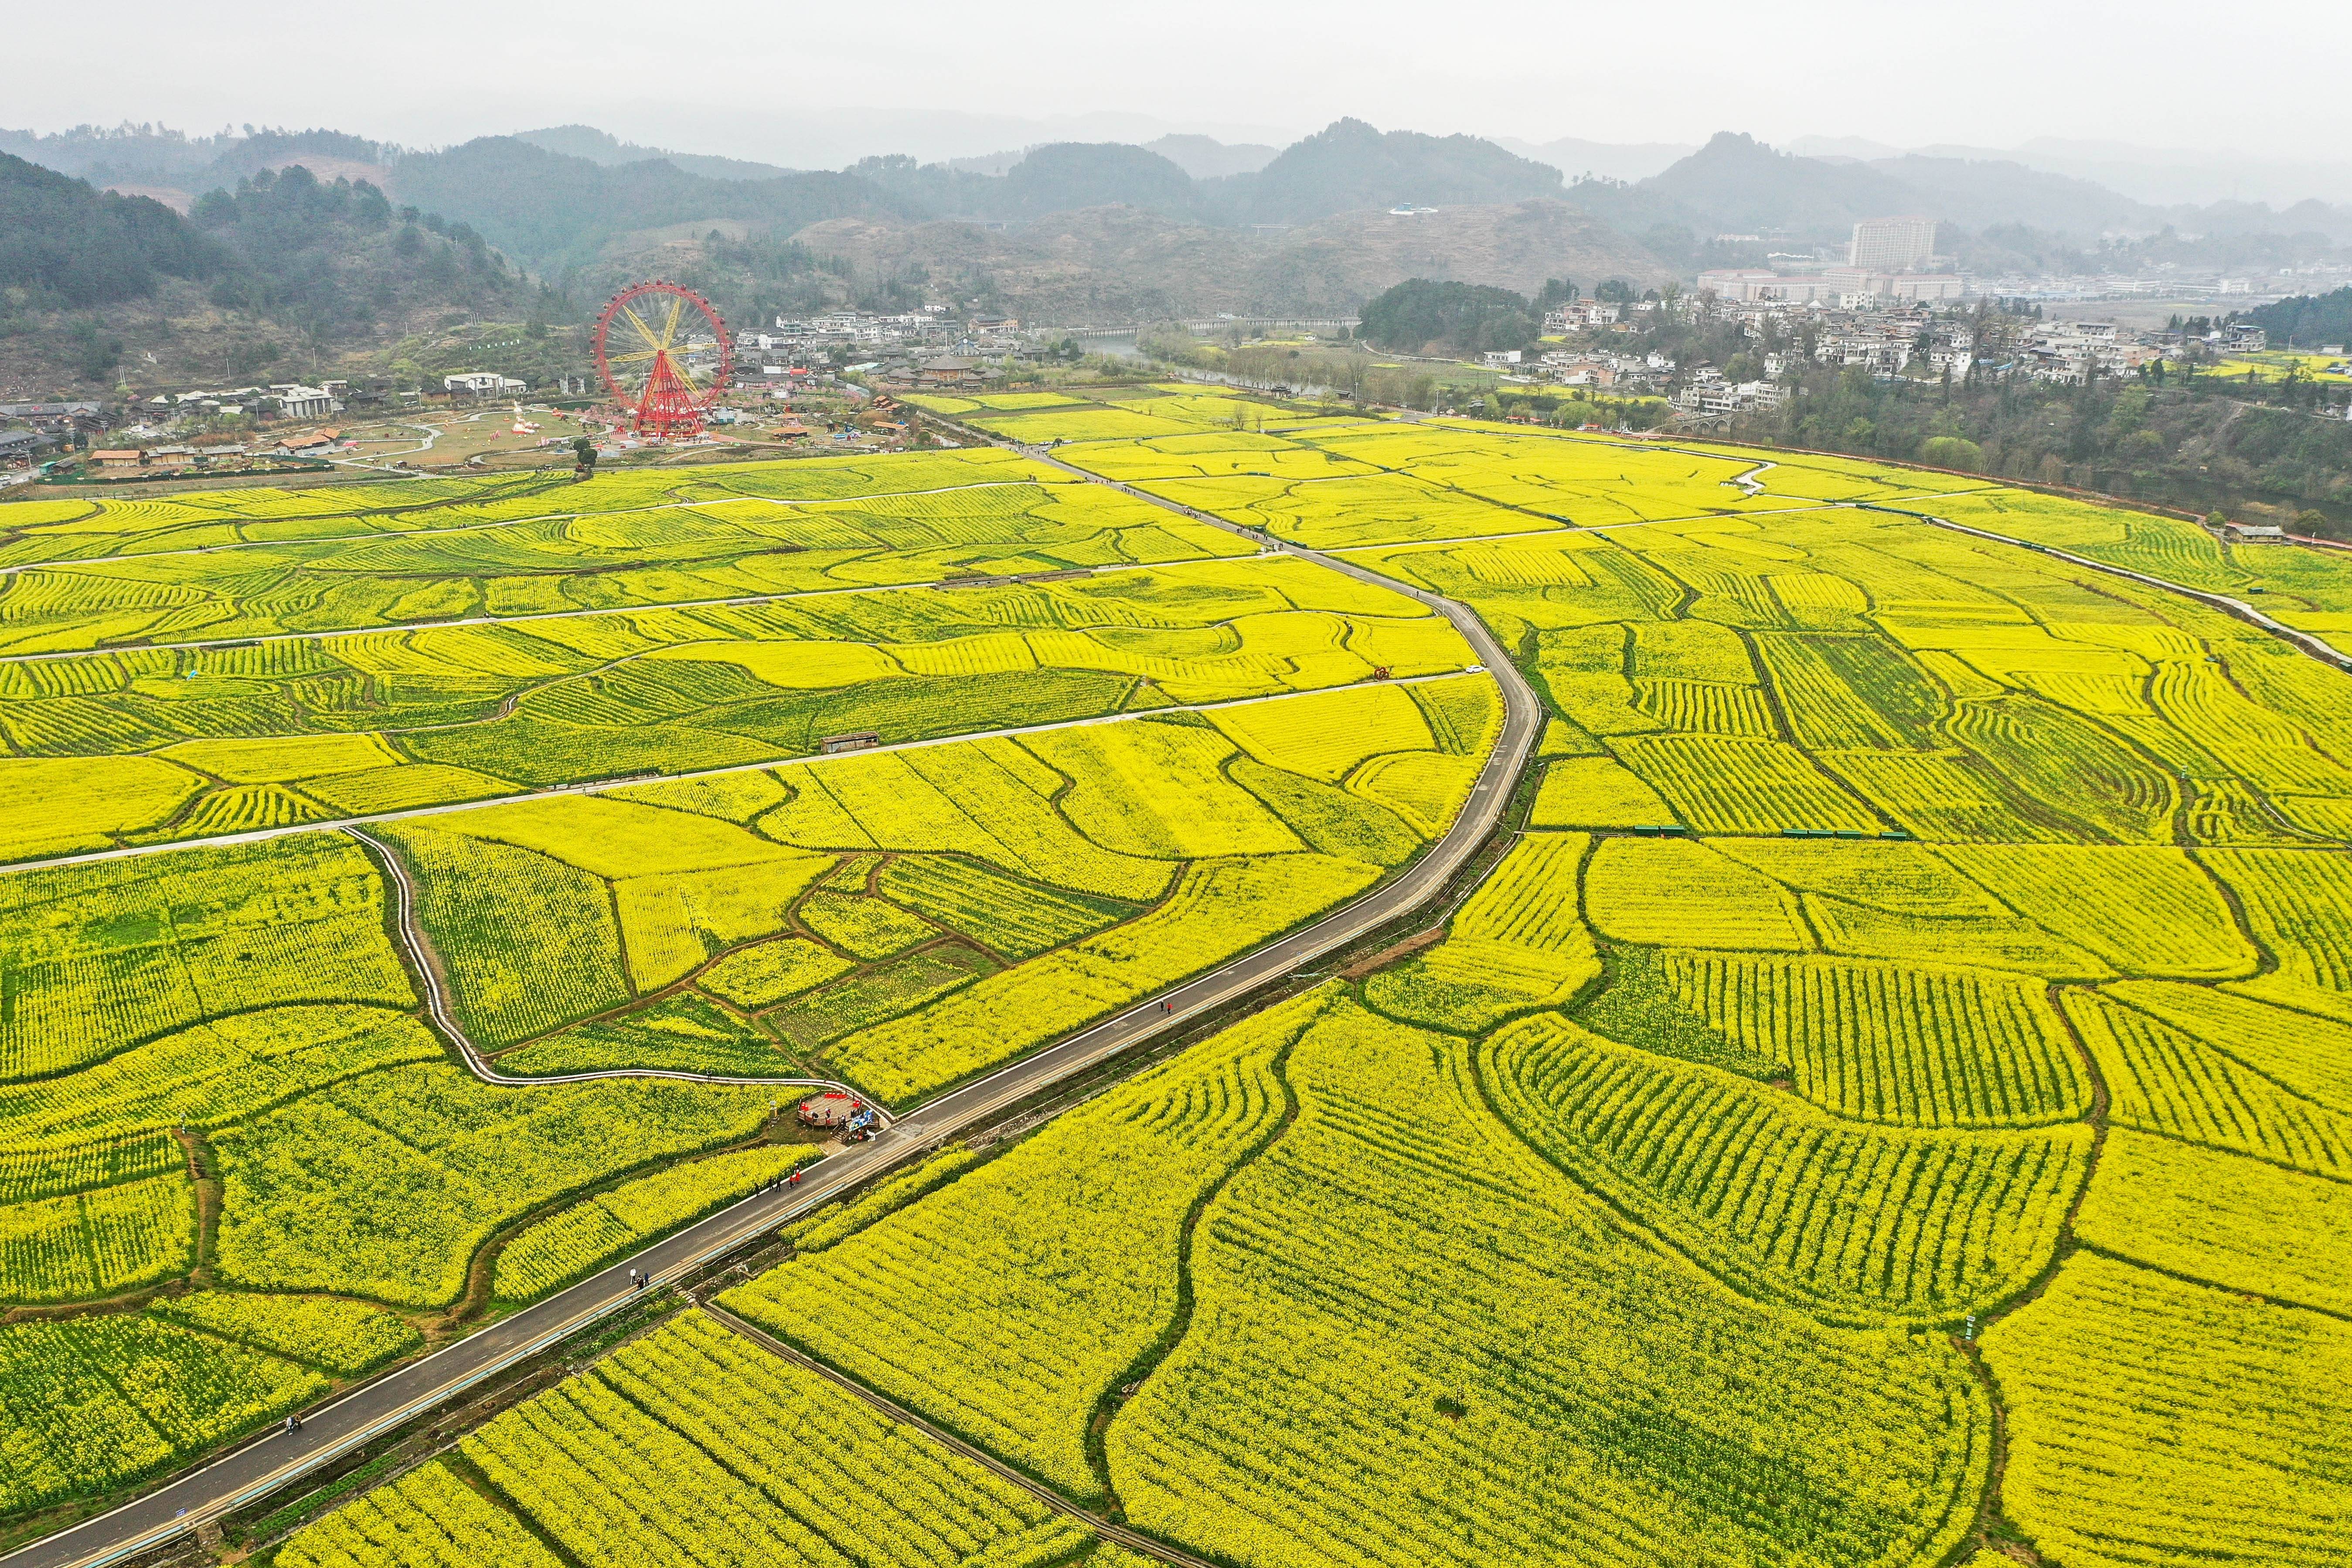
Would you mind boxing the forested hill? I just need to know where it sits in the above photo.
[2249,287,2352,348]
[0,151,222,306]
[0,123,382,197]
[387,138,911,272]
[1208,119,1567,224]
[0,155,541,392]
[191,164,539,333]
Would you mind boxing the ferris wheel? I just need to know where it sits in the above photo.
[593,280,732,438]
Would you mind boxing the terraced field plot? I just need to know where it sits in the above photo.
[711,416,2352,1565]
[1048,417,1998,548]
[0,539,1478,864]
[11,410,2352,1567]
[275,1310,1093,1568]
[0,450,1243,660]
[374,681,1494,1103]
[1925,485,2352,657]
[727,986,1989,1566]
[0,439,1504,1534]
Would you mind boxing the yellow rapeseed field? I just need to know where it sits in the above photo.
[12,407,2352,1564]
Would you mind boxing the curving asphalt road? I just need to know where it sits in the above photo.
[4,431,1540,1568]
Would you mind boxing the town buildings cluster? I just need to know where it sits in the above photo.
[732,308,1028,381]
[1525,234,2314,427]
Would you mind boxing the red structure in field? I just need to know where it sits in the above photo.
[593,280,731,438]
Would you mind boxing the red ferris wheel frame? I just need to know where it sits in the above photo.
[593,280,732,438]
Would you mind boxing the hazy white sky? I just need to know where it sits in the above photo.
[11,0,2349,165]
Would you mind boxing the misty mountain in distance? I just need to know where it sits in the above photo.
[15,108,2352,377]
[1583,132,1916,236]
[561,107,1299,178]
[1499,136,1697,184]
[997,143,1198,220]
[17,113,2352,260]
[1144,134,1280,181]
[514,125,800,183]
[389,137,901,269]
[0,123,387,211]
[1787,133,2352,211]
[943,149,1029,177]
[1218,119,1566,224]
[381,123,1593,272]
[794,198,1668,321]
[1567,132,2352,254]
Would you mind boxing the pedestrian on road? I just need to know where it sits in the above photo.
[789,1170,803,1186]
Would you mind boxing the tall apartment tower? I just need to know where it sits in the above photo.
[1849,216,1939,271]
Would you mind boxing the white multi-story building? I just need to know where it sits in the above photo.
[1850,217,1939,272]
[1542,302,1625,332]
[1674,367,1784,416]
[2015,321,2163,383]
[268,385,337,419]
[1814,331,1914,374]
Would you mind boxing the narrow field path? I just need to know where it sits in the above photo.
[0,667,1479,878]
[344,825,890,1109]
[2,429,1542,1568]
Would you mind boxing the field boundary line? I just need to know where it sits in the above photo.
[1304,489,1992,555]
[0,670,1483,878]
[694,1299,1224,1568]
[2067,1238,2352,1324]
[1870,503,2352,674]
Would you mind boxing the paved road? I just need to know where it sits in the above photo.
[5,439,1540,1568]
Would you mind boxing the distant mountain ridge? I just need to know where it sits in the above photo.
[388,138,901,269]
[1144,134,1278,180]
[0,124,389,211]
[783,199,1670,320]
[1563,131,2352,252]
[378,120,1601,269]
[513,126,800,183]
[1501,135,1696,184]
[1206,119,1568,224]
[10,117,2352,301]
